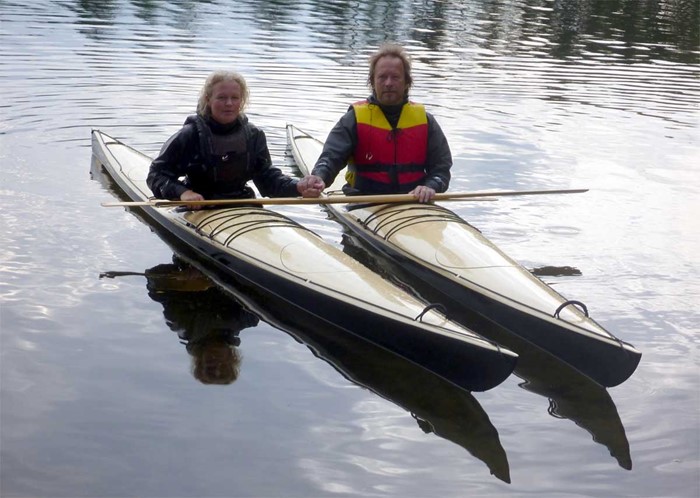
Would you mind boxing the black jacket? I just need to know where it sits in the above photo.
[147,114,299,200]
[311,95,452,193]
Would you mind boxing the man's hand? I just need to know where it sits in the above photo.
[297,175,326,198]
[409,185,436,203]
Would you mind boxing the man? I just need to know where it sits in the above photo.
[305,43,452,203]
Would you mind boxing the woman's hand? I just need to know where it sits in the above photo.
[296,175,325,198]
[409,185,436,203]
[180,189,205,209]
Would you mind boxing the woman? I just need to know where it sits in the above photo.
[147,70,322,207]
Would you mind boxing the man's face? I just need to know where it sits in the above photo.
[373,56,407,106]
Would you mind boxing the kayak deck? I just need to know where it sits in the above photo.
[180,206,467,329]
[347,202,602,330]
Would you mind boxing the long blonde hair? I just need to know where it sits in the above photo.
[197,70,250,117]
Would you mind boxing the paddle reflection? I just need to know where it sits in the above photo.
[100,259,258,385]
[103,253,512,483]
[340,232,632,471]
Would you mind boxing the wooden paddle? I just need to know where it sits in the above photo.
[101,188,588,208]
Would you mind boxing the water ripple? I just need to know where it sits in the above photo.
[1,1,699,497]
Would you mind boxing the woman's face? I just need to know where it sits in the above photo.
[209,80,243,124]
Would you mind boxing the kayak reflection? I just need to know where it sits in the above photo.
[265,289,512,483]
[103,255,511,483]
[341,232,632,471]
[100,259,259,385]
[510,333,632,470]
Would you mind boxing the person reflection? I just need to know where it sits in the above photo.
[145,260,259,385]
[102,257,259,385]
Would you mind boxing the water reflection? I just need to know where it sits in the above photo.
[516,346,632,470]
[341,232,632,470]
[65,0,698,63]
[70,0,217,32]
[3,0,697,494]
[100,259,258,385]
[4,0,697,145]
[102,254,512,482]
[89,146,512,480]
[268,295,513,483]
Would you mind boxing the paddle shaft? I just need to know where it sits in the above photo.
[101,188,588,208]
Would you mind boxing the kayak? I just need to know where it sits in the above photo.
[91,129,517,392]
[286,124,641,388]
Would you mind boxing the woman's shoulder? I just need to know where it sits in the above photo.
[239,114,259,131]
[157,118,198,154]
[182,115,203,133]
[240,117,268,142]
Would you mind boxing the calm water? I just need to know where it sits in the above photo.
[1,1,699,497]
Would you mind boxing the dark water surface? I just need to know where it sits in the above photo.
[1,1,699,497]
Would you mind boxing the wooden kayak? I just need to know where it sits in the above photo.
[286,124,641,388]
[91,130,517,392]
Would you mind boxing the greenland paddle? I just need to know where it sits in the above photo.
[101,188,588,208]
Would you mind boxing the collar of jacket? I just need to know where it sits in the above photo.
[204,114,249,135]
[366,94,409,128]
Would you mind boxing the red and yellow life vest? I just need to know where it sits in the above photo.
[347,100,428,193]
